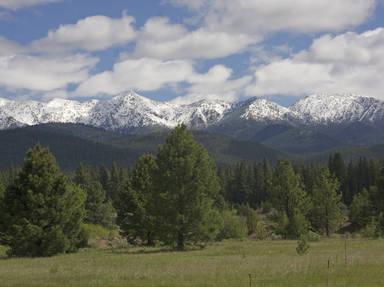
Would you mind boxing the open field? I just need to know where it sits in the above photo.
[0,239,383,287]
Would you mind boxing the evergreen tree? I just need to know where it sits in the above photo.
[107,162,129,204]
[329,153,348,203]
[270,160,310,239]
[156,125,221,250]
[350,189,373,229]
[230,162,252,204]
[74,164,115,228]
[375,165,384,213]
[98,166,110,192]
[346,162,358,205]
[0,176,5,237]
[310,168,342,236]
[1,145,86,257]
[118,155,158,245]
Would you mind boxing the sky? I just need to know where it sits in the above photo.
[0,0,383,105]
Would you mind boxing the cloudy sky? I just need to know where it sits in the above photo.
[0,0,383,104]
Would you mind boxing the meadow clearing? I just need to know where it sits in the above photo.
[0,238,383,287]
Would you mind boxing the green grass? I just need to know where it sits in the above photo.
[0,239,383,287]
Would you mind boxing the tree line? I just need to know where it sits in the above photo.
[0,125,383,257]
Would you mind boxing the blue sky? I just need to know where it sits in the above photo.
[0,0,383,105]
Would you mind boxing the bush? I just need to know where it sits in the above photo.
[218,210,248,240]
[296,236,310,255]
[306,231,321,242]
[237,205,259,235]
[271,233,283,240]
[83,224,120,249]
[361,218,379,239]
[254,222,269,240]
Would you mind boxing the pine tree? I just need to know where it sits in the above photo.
[118,155,158,245]
[156,125,221,250]
[375,165,384,213]
[329,153,348,203]
[0,176,5,237]
[1,145,87,257]
[350,188,373,229]
[310,168,342,236]
[231,162,252,204]
[98,166,110,192]
[270,160,310,239]
[74,164,115,228]
[108,163,129,205]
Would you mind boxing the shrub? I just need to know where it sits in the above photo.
[271,233,283,240]
[296,236,310,255]
[237,205,259,235]
[218,209,248,240]
[255,222,269,240]
[306,231,321,242]
[361,218,379,239]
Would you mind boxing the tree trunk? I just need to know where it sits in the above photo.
[146,231,155,246]
[177,231,185,251]
[325,206,330,237]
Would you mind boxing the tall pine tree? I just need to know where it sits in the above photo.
[156,125,221,250]
[270,160,310,239]
[310,168,342,236]
[74,164,115,228]
[1,145,87,257]
[118,155,158,245]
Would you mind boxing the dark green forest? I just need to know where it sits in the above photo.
[1,125,384,257]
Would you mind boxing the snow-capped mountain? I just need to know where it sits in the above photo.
[176,99,232,128]
[292,93,384,124]
[87,93,175,131]
[0,92,384,132]
[235,97,297,122]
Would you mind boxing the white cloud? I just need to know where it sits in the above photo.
[0,0,59,10]
[168,0,376,35]
[0,54,97,92]
[32,14,136,52]
[126,17,254,60]
[247,28,384,99]
[178,65,252,103]
[75,58,195,96]
[75,58,250,103]
[0,37,22,56]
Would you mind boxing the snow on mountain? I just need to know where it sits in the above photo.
[235,97,297,122]
[175,99,232,128]
[292,93,384,124]
[0,92,383,131]
[42,98,98,124]
[87,92,176,130]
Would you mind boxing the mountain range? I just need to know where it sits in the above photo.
[1,91,384,168]
[2,92,384,132]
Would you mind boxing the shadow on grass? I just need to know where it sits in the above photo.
[105,245,206,255]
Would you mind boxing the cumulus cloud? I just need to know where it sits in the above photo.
[0,54,97,92]
[0,0,59,10]
[32,14,136,52]
[75,58,195,96]
[178,65,252,103]
[0,37,22,56]
[247,28,384,99]
[168,0,376,35]
[125,17,254,60]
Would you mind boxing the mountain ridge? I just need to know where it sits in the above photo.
[1,92,384,133]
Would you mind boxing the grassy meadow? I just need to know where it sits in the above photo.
[0,238,383,287]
